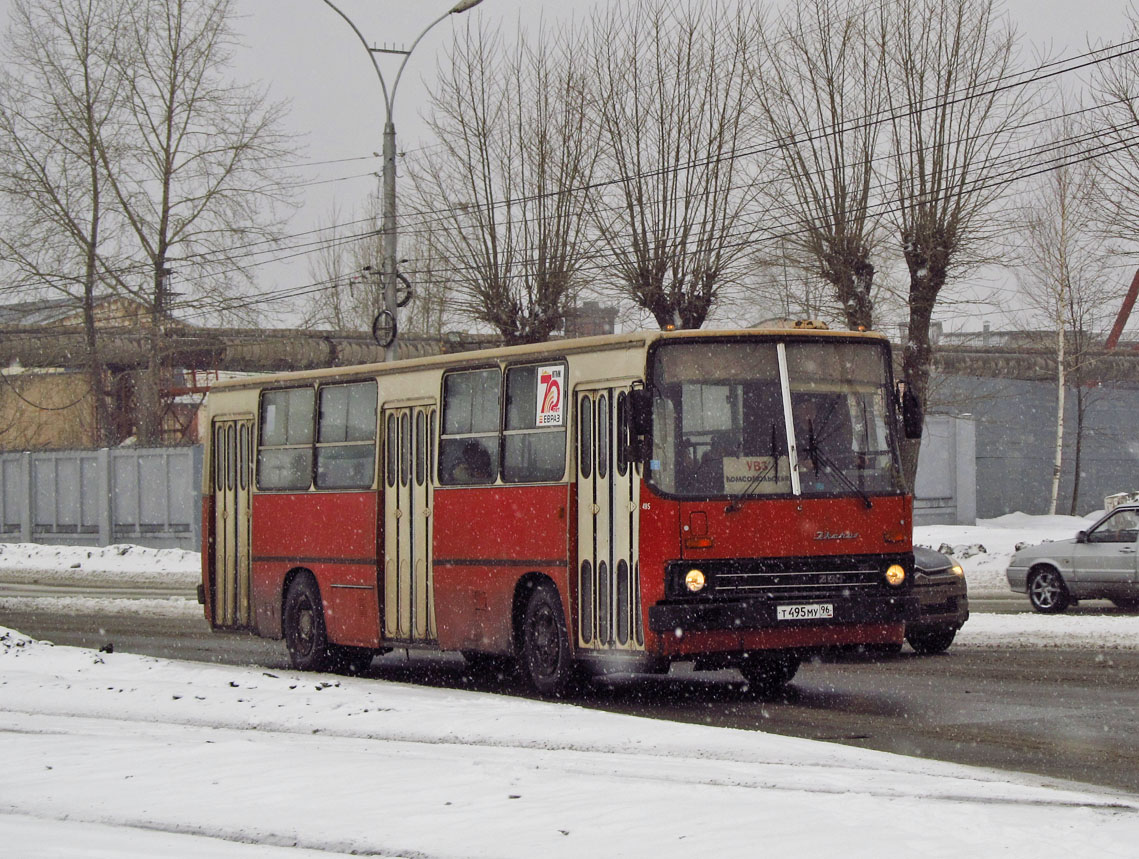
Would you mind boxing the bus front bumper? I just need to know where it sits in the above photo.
[648,593,919,634]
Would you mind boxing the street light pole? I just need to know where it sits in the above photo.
[321,0,485,361]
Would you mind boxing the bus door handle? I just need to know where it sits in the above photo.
[591,504,600,515]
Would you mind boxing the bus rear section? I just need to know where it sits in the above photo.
[200,329,919,697]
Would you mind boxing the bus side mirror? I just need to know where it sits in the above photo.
[626,388,652,460]
[628,388,652,436]
[900,385,923,439]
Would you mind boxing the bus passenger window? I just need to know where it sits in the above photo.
[257,387,315,491]
[315,381,377,490]
[439,368,501,485]
[502,363,567,483]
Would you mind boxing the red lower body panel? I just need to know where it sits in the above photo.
[249,491,380,647]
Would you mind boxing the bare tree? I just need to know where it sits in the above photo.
[1016,110,1115,514]
[410,21,599,345]
[587,0,761,330]
[398,230,457,339]
[744,239,845,327]
[878,0,1034,483]
[0,0,130,447]
[100,0,296,444]
[1092,6,1139,257]
[753,0,887,331]
[301,206,384,331]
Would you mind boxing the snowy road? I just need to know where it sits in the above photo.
[6,595,1139,795]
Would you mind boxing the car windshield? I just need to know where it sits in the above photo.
[647,339,905,499]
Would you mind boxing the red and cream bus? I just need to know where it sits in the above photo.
[200,327,920,697]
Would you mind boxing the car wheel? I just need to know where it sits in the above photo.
[1027,567,1070,614]
[520,583,579,698]
[906,626,957,654]
[1110,597,1139,612]
[283,575,332,671]
[739,652,801,699]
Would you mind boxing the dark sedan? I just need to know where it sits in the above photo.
[906,546,970,653]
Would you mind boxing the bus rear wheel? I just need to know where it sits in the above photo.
[739,652,800,699]
[520,583,579,698]
[284,576,332,672]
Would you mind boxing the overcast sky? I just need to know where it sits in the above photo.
[1,0,1135,331]
[230,0,1136,332]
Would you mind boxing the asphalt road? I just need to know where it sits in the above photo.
[3,596,1138,796]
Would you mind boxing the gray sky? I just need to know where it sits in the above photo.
[0,0,1134,329]
[230,0,1134,332]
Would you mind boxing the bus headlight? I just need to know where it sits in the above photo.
[684,569,707,593]
[885,564,906,587]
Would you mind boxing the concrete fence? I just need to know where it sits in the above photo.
[0,446,202,550]
[913,414,977,527]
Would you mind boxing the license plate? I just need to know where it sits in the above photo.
[777,603,834,621]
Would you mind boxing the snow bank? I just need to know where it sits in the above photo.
[2,627,1138,858]
[0,542,199,585]
[916,512,1097,597]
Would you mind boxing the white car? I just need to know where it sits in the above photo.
[1006,505,1139,613]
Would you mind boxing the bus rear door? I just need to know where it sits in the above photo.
[211,416,253,628]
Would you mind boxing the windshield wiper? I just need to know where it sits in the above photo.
[804,439,873,509]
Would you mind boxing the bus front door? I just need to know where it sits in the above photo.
[576,387,644,654]
[212,417,253,628]
[382,405,437,643]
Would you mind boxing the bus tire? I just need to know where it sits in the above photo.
[520,583,578,698]
[283,575,332,672]
[739,652,800,699]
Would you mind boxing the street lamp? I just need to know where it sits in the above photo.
[321,0,485,361]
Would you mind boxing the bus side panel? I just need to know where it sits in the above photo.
[250,491,380,647]
[201,494,215,624]
[432,483,571,653]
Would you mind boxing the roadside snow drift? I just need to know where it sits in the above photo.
[1,628,1138,858]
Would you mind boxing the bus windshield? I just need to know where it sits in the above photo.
[647,339,905,499]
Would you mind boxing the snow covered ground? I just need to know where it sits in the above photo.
[4,626,1139,858]
[3,514,1139,856]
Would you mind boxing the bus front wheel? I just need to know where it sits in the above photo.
[520,583,579,698]
[739,652,800,699]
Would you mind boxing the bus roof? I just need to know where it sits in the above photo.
[205,326,890,393]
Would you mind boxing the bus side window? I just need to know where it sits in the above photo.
[315,381,377,490]
[439,368,501,485]
[502,363,567,483]
[257,387,315,491]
